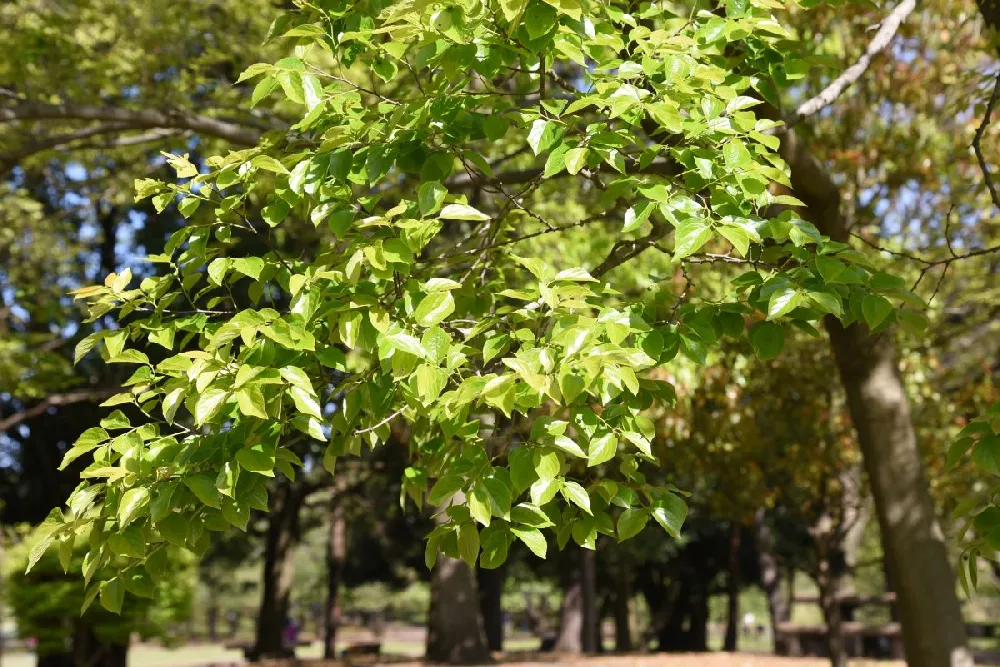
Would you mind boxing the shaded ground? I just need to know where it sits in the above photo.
[3,645,905,667]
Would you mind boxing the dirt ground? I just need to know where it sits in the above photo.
[252,653,902,667]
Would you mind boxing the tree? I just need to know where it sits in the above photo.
[24,1,972,664]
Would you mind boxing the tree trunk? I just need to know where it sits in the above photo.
[477,564,505,652]
[755,509,791,655]
[724,520,741,652]
[816,540,846,667]
[207,605,218,642]
[779,128,973,667]
[581,548,599,653]
[426,555,492,663]
[323,501,347,659]
[426,494,490,665]
[689,584,709,653]
[554,579,583,652]
[251,480,306,661]
[613,551,632,653]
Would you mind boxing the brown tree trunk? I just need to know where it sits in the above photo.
[779,129,973,667]
[755,509,791,655]
[613,550,632,652]
[251,480,306,661]
[477,564,506,652]
[426,494,490,665]
[554,579,584,652]
[724,520,741,652]
[323,501,347,659]
[581,548,599,653]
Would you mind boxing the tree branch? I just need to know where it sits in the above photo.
[973,71,1000,211]
[0,125,180,174]
[0,101,262,146]
[792,0,918,123]
[0,388,117,434]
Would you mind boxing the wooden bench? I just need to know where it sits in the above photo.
[776,621,903,659]
[343,642,382,656]
[966,621,999,639]
[223,639,312,659]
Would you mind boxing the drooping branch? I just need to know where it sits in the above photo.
[793,0,918,123]
[0,387,117,434]
[0,101,263,146]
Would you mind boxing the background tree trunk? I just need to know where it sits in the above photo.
[252,481,305,661]
[724,520,741,652]
[755,509,791,655]
[477,564,506,652]
[323,501,347,659]
[581,548,599,653]
[554,579,583,652]
[779,128,973,667]
[613,549,633,652]
[425,494,490,665]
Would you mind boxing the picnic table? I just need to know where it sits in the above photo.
[776,592,903,659]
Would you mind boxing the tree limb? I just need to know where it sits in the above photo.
[792,0,918,123]
[0,101,262,146]
[0,124,180,174]
[0,387,117,434]
[973,71,1000,210]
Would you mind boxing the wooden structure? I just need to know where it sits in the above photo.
[776,592,904,659]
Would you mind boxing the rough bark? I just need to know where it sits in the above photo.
[554,548,599,654]
[723,520,741,652]
[251,481,306,661]
[323,502,347,659]
[755,509,792,655]
[477,564,506,652]
[426,494,490,665]
[779,128,973,667]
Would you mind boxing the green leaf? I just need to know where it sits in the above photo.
[419,181,447,216]
[429,476,465,505]
[500,0,529,22]
[101,410,131,430]
[674,221,713,259]
[622,202,654,233]
[440,203,490,221]
[414,292,456,327]
[561,481,591,514]
[717,225,750,256]
[535,451,561,480]
[768,286,801,320]
[565,147,589,175]
[749,321,784,360]
[946,437,974,470]
[862,295,894,329]
[511,527,547,558]
[816,256,847,283]
[617,508,650,541]
[236,444,276,475]
[289,386,323,419]
[118,487,150,527]
[100,578,125,614]
[184,474,221,508]
[651,493,687,538]
[195,388,229,425]
[588,433,617,467]
[527,119,561,155]
[236,385,269,419]
[511,503,554,528]
[458,523,480,565]
[551,435,587,459]
[530,477,560,506]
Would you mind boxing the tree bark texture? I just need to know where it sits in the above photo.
[779,128,973,667]
[426,493,491,665]
[252,480,306,661]
[755,509,792,655]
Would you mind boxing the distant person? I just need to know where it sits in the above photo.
[226,610,240,637]
[283,616,299,646]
